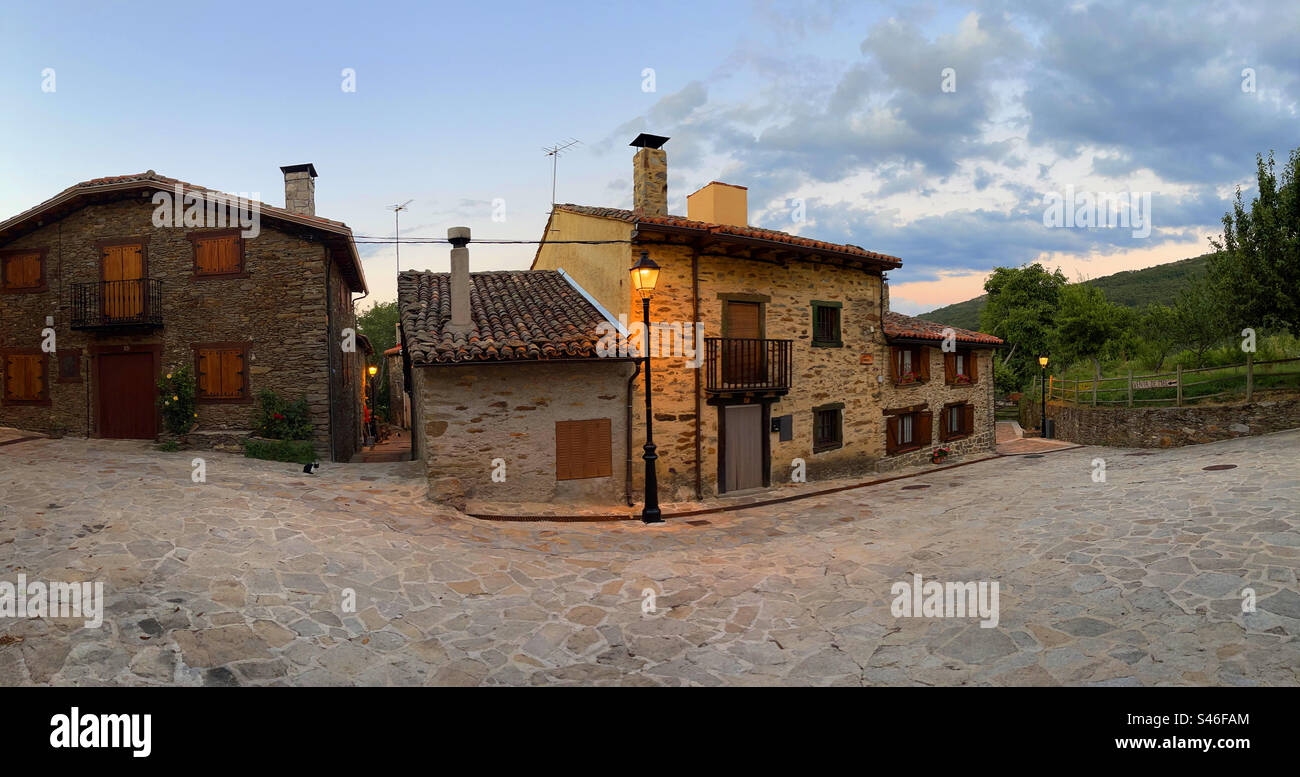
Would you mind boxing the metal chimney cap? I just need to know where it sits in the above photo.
[629,133,670,149]
[279,163,318,177]
[447,226,471,247]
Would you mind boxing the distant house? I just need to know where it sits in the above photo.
[531,134,1004,500]
[398,241,635,508]
[0,165,368,460]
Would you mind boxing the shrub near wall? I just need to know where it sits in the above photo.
[1045,394,1300,447]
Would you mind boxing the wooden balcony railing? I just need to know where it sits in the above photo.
[70,279,164,330]
[705,337,792,394]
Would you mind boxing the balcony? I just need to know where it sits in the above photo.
[704,337,792,395]
[70,279,164,331]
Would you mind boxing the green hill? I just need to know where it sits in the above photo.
[920,253,1215,331]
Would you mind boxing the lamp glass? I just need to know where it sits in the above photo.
[630,252,660,299]
[367,365,378,376]
[1038,356,1049,367]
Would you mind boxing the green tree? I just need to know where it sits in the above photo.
[1052,283,1123,374]
[1132,303,1180,371]
[1172,272,1227,366]
[357,300,400,419]
[979,263,1068,388]
[1210,147,1300,335]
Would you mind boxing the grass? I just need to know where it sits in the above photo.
[243,437,316,466]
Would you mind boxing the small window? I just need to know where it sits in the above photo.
[556,418,612,480]
[811,301,842,347]
[812,404,843,452]
[945,349,978,384]
[190,231,245,276]
[890,346,928,385]
[194,344,250,402]
[885,408,931,454]
[941,402,975,442]
[1,250,46,293]
[58,352,82,383]
[2,351,49,404]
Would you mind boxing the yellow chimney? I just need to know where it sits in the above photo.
[687,181,747,227]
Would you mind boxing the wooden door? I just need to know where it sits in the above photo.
[102,244,144,320]
[723,300,762,385]
[98,352,156,438]
[723,404,763,492]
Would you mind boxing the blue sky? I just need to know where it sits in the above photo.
[2,0,1296,313]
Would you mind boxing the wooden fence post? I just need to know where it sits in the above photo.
[1127,369,1133,408]
[1176,365,1182,407]
[1092,365,1099,406]
[1246,353,1254,402]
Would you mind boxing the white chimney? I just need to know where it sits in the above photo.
[447,226,471,333]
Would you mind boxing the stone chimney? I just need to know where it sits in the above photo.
[446,226,472,334]
[280,163,317,217]
[630,133,669,216]
[687,181,748,227]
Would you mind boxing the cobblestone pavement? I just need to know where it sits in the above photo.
[1,430,1297,686]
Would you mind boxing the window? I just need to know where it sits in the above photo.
[890,346,928,385]
[812,403,843,452]
[945,349,978,385]
[2,350,49,404]
[941,402,975,441]
[555,418,612,480]
[194,343,250,402]
[58,353,82,383]
[885,407,931,454]
[0,249,46,293]
[811,300,842,347]
[190,230,245,276]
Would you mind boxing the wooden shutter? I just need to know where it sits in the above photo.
[888,348,900,383]
[885,416,898,454]
[4,355,27,400]
[939,407,951,442]
[556,419,612,480]
[967,351,979,383]
[917,348,930,382]
[220,350,245,397]
[4,252,42,290]
[196,347,246,399]
[196,349,214,397]
[963,403,976,436]
[195,235,242,275]
[3,354,44,401]
[917,410,932,447]
[944,352,956,384]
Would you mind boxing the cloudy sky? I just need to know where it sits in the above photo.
[2,0,1296,314]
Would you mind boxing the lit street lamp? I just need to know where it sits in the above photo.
[631,251,662,524]
[1038,355,1049,438]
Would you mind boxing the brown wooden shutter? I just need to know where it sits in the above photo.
[944,352,955,384]
[885,416,898,454]
[555,419,612,480]
[5,355,26,400]
[963,403,976,436]
[888,348,900,383]
[968,351,979,382]
[28,355,44,400]
[220,350,245,397]
[4,253,42,289]
[938,407,950,442]
[917,410,932,447]
[555,421,574,480]
[917,348,930,382]
[196,235,241,274]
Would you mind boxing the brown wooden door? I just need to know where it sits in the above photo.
[98,352,156,439]
[102,244,144,320]
[723,404,763,492]
[723,301,762,385]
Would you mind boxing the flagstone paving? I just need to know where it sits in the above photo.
[1,430,1297,686]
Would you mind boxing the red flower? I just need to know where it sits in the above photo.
[274,413,284,420]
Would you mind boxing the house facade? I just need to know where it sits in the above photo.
[0,166,368,460]
[399,235,635,508]
[532,134,1003,501]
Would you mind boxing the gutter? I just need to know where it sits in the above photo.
[692,246,702,500]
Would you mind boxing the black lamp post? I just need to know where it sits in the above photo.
[631,251,663,524]
[1038,355,1049,436]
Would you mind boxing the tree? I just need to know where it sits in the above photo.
[356,300,400,419]
[1172,272,1227,366]
[979,263,1068,388]
[1210,147,1300,335]
[1052,283,1123,374]
[1132,303,1180,371]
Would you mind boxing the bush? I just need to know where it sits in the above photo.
[157,365,197,435]
[243,438,316,465]
[253,390,312,440]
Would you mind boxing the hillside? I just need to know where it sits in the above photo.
[920,253,1215,331]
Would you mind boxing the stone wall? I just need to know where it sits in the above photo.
[1041,393,1300,447]
[0,197,355,459]
[411,360,635,507]
[877,347,997,470]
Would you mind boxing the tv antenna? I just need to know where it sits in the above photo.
[389,200,412,273]
[543,139,582,206]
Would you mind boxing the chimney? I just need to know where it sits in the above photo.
[687,181,748,227]
[630,133,669,216]
[280,163,317,217]
[446,226,472,333]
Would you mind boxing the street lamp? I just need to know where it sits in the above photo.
[1038,355,1049,437]
[631,251,663,524]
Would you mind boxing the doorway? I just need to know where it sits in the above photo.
[721,403,765,492]
[96,349,158,439]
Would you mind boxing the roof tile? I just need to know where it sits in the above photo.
[883,311,1003,345]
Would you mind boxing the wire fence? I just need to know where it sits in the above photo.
[1034,355,1300,407]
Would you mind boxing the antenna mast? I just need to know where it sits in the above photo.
[388,200,412,274]
[543,139,582,207]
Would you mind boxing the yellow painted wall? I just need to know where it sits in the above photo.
[530,210,633,318]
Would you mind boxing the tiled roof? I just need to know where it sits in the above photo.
[398,270,617,365]
[554,204,901,266]
[382,345,402,357]
[883,311,1004,346]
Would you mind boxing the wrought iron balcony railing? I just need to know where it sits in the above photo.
[704,337,792,394]
[70,279,164,330]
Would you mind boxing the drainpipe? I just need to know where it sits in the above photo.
[692,246,702,500]
[625,358,642,506]
[324,251,336,462]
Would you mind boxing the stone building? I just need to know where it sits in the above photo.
[0,166,368,460]
[531,134,1004,500]
[398,233,635,508]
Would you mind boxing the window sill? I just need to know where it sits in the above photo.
[1,286,49,294]
[894,380,928,387]
[811,340,843,348]
[193,271,251,280]
[196,396,253,405]
[889,443,923,455]
[1,399,52,406]
[812,441,843,454]
[942,433,971,442]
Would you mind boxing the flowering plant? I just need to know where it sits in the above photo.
[157,365,197,435]
[930,447,951,464]
[254,390,312,440]
[953,373,972,384]
[898,371,920,384]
